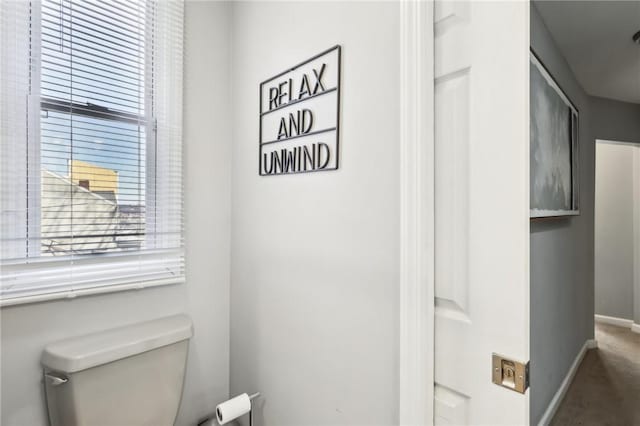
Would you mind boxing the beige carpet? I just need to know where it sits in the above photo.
[551,322,640,426]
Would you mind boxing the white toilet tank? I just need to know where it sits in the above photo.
[41,314,193,426]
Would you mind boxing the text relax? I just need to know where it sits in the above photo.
[262,63,333,174]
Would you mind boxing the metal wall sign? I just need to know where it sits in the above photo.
[259,45,341,176]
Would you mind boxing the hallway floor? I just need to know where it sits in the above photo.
[551,323,640,426]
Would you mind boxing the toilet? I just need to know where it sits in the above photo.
[41,314,193,426]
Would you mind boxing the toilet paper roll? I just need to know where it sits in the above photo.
[216,393,251,425]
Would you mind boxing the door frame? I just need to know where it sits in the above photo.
[399,1,435,425]
[594,139,640,333]
[399,2,533,424]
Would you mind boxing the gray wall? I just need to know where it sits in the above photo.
[0,2,232,425]
[531,3,640,424]
[230,2,400,425]
[590,97,640,144]
[594,142,637,320]
[636,151,640,326]
[530,4,595,425]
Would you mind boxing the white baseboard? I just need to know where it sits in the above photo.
[537,339,597,426]
[595,314,633,328]
[632,323,640,334]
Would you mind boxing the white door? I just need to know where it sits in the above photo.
[433,1,530,425]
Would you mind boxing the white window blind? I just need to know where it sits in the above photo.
[0,0,184,305]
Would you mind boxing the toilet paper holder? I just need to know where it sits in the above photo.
[209,391,260,426]
[247,392,260,426]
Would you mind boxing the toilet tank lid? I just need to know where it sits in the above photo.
[41,314,193,373]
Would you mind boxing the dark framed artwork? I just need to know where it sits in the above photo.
[530,50,580,218]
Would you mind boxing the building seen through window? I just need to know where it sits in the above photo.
[40,0,147,256]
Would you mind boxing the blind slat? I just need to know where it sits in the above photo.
[42,0,146,32]
[42,65,143,92]
[40,11,144,47]
[42,59,143,86]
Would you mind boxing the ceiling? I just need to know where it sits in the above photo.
[534,0,640,104]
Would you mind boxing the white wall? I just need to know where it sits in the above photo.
[0,2,232,425]
[595,142,638,321]
[230,2,400,425]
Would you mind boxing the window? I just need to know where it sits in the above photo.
[0,0,184,305]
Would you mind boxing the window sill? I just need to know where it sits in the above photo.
[0,276,185,308]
